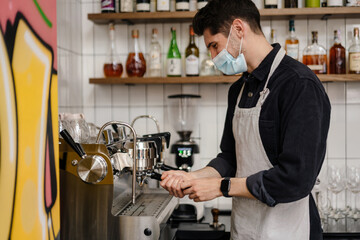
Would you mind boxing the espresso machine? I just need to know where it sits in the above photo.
[167,94,204,221]
[59,121,178,240]
[167,94,201,171]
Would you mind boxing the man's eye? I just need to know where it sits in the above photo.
[213,43,218,49]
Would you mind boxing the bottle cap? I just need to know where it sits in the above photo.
[189,25,195,36]
[109,22,115,31]
[171,27,176,31]
[354,27,359,37]
[289,19,295,31]
[152,28,158,35]
[132,29,139,38]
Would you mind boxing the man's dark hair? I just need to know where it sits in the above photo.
[193,0,263,37]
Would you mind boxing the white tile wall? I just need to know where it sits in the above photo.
[57,2,360,210]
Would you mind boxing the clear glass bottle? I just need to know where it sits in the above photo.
[136,0,150,12]
[285,19,299,60]
[120,0,134,12]
[167,27,182,77]
[185,25,199,77]
[302,31,327,74]
[101,0,116,13]
[327,0,343,6]
[126,29,147,77]
[157,0,170,11]
[329,30,346,74]
[176,0,190,11]
[200,50,221,76]
[270,29,277,44]
[149,28,162,77]
[104,23,123,78]
[264,0,277,8]
[349,27,360,74]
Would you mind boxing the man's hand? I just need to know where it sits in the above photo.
[160,170,194,198]
[181,178,223,202]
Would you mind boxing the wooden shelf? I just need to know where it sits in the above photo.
[88,7,360,24]
[89,74,360,85]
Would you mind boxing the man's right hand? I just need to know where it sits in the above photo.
[160,170,194,198]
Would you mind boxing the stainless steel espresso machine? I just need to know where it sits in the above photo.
[59,121,178,240]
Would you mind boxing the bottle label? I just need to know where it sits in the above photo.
[197,1,208,9]
[101,0,115,10]
[265,0,277,5]
[350,53,360,72]
[327,0,343,6]
[137,3,150,11]
[157,0,170,10]
[121,0,133,12]
[307,65,324,71]
[176,2,190,10]
[186,55,199,75]
[150,51,161,70]
[286,44,299,60]
[167,58,182,76]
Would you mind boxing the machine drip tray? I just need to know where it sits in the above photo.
[175,222,227,240]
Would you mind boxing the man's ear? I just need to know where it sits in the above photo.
[232,19,245,39]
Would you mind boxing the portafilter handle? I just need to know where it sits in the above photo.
[60,129,86,158]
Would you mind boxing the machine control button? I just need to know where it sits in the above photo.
[144,228,152,236]
[77,155,108,184]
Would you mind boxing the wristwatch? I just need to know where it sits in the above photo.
[220,177,231,197]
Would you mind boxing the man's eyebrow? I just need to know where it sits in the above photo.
[207,42,214,49]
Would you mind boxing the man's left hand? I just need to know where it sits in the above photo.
[181,178,223,202]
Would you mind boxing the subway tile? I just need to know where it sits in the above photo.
[327,104,346,159]
[112,106,130,123]
[327,82,345,104]
[346,104,360,158]
[216,105,227,151]
[68,54,83,107]
[270,19,287,48]
[261,20,271,43]
[347,159,360,168]
[347,82,360,104]
[94,24,109,55]
[81,2,94,55]
[308,19,327,50]
[182,84,199,94]
[147,84,164,106]
[82,55,95,107]
[129,107,148,136]
[129,84,146,107]
[216,83,230,106]
[83,107,95,124]
[198,106,218,158]
[95,85,112,107]
[147,106,165,133]
[95,107,112,126]
[93,1,102,13]
[200,84,217,106]
[112,85,129,107]
[164,84,182,100]
[115,24,129,55]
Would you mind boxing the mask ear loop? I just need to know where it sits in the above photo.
[225,26,233,50]
[239,37,243,55]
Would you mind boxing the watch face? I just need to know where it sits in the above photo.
[221,178,230,196]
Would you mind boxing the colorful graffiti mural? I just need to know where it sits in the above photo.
[0,0,59,239]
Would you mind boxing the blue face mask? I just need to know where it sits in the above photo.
[212,27,247,75]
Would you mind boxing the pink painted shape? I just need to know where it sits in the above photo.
[0,0,57,69]
[45,140,52,208]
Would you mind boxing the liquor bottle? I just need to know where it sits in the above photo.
[136,0,150,11]
[126,29,147,77]
[327,0,343,6]
[197,0,208,9]
[157,0,170,11]
[101,0,116,13]
[104,23,123,78]
[349,27,360,74]
[149,28,162,77]
[167,27,182,77]
[285,20,299,60]
[329,30,346,74]
[185,25,199,77]
[200,50,221,76]
[264,0,277,8]
[302,31,327,74]
[176,0,190,11]
[305,0,320,7]
[270,29,277,44]
[285,0,298,7]
[120,0,134,12]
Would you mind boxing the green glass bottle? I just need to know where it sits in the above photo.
[167,27,182,77]
[305,0,320,7]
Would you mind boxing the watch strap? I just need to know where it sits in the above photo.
[221,177,231,198]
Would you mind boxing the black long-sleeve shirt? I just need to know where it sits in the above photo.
[208,44,331,239]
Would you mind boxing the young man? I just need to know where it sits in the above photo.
[160,0,331,239]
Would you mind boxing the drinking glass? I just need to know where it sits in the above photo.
[347,166,360,220]
[327,166,345,220]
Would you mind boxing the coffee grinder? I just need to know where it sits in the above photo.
[167,94,204,221]
[167,94,201,171]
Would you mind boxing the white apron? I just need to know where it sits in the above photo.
[231,48,310,240]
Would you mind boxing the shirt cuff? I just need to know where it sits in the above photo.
[207,157,236,177]
[246,171,277,207]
